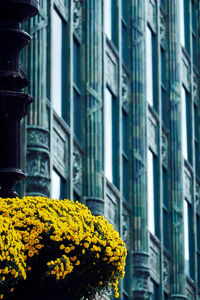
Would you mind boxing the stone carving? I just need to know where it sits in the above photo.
[162,133,168,166]
[132,18,145,48]
[160,12,166,47]
[148,0,156,29]
[86,197,104,216]
[149,244,160,282]
[148,115,158,154]
[186,285,195,300]
[134,276,148,290]
[105,192,118,229]
[122,71,128,111]
[184,169,192,201]
[193,74,198,103]
[73,0,82,38]
[133,269,151,299]
[27,151,49,178]
[27,127,49,149]
[122,210,130,250]
[133,252,149,268]
[182,58,190,91]
[106,50,118,95]
[196,184,200,214]
[26,150,50,196]
[163,256,170,292]
[73,146,83,193]
[53,130,66,166]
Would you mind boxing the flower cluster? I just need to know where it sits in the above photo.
[0,197,127,299]
[0,215,26,299]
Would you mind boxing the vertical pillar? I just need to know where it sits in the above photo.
[26,1,50,197]
[169,2,187,300]
[85,0,104,215]
[0,0,39,198]
[131,1,151,299]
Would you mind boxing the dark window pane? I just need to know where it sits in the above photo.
[122,110,128,155]
[73,38,81,88]
[150,281,159,300]
[163,209,169,249]
[73,89,82,141]
[123,157,129,200]
[161,88,168,126]
[198,253,200,288]
[122,22,128,65]
[197,215,200,251]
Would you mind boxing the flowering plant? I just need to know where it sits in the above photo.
[0,197,127,299]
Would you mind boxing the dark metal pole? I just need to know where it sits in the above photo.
[0,0,39,197]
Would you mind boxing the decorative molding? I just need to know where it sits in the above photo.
[181,57,190,91]
[85,197,104,216]
[73,146,83,193]
[149,241,160,283]
[147,0,156,32]
[54,0,68,22]
[73,0,82,39]
[26,150,50,196]
[52,129,68,179]
[193,73,198,103]
[163,255,170,292]
[122,208,130,251]
[186,283,195,300]
[105,188,119,229]
[106,48,118,95]
[132,16,145,48]
[27,127,49,150]
[122,71,129,111]
[160,11,166,48]
[196,183,200,215]
[148,113,158,154]
[162,133,168,167]
[184,168,192,202]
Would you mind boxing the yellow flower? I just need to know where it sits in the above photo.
[65,247,70,254]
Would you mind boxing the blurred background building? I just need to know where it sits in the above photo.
[18,0,200,299]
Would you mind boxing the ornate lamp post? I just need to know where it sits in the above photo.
[0,0,39,197]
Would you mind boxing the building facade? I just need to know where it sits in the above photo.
[18,0,200,299]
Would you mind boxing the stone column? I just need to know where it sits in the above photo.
[0,0,39,198]
[85,0,104,215]
[131,1,151,299]
[168,2,186,300]
[26,1,50,197]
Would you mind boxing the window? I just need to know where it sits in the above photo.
[180,0,185,47]
[73,38,81,88]
[52,169,61,199]
[52,9,62,116]
[162,167,169,249]
[73,88,82,140]
[161,47,168,125]
[146,26,154,106]
[194,105,200,176]
[184,199,190,274]
[122,110,129,199]
[104,88,117,184]
[181,87,188,160]
[184,199,193,277]
[192,1,197,64]
[150,281,159,300]
[148,150,155,235]
[197,215,200,287]
[121,0,129,65]
[104,0,112,40]
[73,37,82,141]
